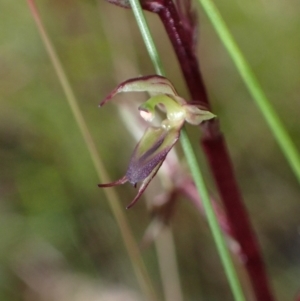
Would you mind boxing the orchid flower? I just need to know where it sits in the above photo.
[98,75,215,209]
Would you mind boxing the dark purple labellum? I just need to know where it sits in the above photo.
[126,130,165,185]
[126,126,179,185]
[98,126,180,209]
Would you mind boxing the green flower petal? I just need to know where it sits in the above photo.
[100,75,178,107]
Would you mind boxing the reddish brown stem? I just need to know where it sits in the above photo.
[158,1,208,104]
[202,129,274,301]
[143,0,275,300]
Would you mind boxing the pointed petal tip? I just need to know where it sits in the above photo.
[98,101,105,108]
[99,96,111,107]
[125,188,144,209]
[126,200,137,210]
[98,183,113,187]
[98,176,128,188]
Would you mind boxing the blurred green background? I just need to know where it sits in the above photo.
[0,0,300,300]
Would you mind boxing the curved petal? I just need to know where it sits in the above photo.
[99,75,178,107]
[183,104,216,125]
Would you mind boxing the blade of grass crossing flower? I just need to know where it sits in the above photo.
[127,0,246,300]
[26,1,159,300]
[197,0,300,184]
[99,7,185,301]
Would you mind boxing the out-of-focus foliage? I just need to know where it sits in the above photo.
[0,0,299,300]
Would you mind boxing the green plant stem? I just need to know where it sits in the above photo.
[128,0,165,76]
[27,1,158,300]
[197,0,300,184]
[180,128,246,301]
[128,0,246,300]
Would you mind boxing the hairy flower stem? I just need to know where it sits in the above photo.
[144,1,274,301]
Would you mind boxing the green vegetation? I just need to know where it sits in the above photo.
[0,1,299,300]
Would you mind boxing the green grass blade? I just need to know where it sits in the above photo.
[197,0,300,184]
[128,0,164,76]
[180,128,246,301]
[128,0,246,300]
